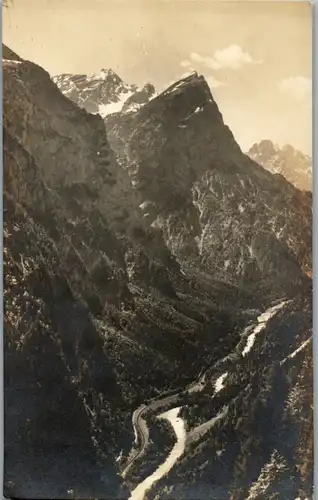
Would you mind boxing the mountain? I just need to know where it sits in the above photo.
[4,45,313,500]
[248,140,312,192]
[3,46,253,499]
[53,70,156,116]
[103,73,312,298]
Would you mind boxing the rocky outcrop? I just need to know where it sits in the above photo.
[104,73,312,297]
[248,140,312,192]
[122,83,156,113]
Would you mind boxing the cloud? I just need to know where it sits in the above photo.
[206,75,227,89]
[180,59,192,68]
[278,76,312,100]
[189,45,262,70]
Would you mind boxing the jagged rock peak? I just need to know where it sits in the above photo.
[133,71,225,129]
[142,82,156,96]
[249,139,278,157]
[99,67,119,76]
[53,66,140,116]
[95,68,123,83]
[161,71,212,101]
[248,140,311,162]
[248,140,312,191]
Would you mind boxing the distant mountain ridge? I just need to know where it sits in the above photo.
[247,139,312,191]
[53,69,155,116]
[54,70,312,194]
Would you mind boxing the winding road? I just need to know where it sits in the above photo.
[122,299,296,498]
[121,372,207,478]
[122,405,148,478]
[129,407,186,500]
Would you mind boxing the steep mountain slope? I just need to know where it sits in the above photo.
[103,73,312,297]
[3,47,253,499]
[4,45,312,500]
[248,140,312,192]
[145,293,313,500]
[53,70,155,117]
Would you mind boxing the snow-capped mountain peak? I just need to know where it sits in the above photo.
[247,140,312,191]
[98,68,121,81]
[53,68,155,117]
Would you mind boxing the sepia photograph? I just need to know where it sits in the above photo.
[3,1,313,499]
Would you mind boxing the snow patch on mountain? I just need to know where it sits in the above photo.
[98,91,134,117]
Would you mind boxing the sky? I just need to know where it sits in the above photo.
[3,0,312,154]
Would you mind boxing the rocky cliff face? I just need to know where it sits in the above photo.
[4,45,312,500]
[103,73,312,298]
[248,140,312,192]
